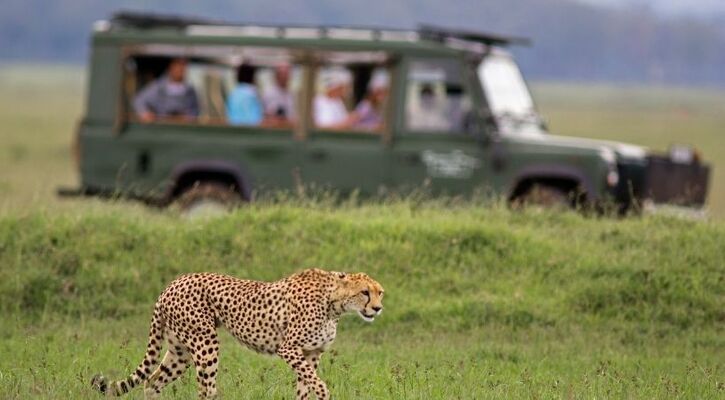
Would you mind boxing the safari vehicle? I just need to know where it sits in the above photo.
[61,11,711,212]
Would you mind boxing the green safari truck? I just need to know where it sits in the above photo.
[63,12,711,212]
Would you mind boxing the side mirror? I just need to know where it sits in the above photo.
[539,117,549,132]
[467,110,498,146]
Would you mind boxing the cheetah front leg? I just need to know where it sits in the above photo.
[304,349,323,371]
[278,345,329,400]
[294,349,324,399]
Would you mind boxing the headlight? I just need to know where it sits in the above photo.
[600,148,619,187]
[669,144,694,164]
[606,170,619,187]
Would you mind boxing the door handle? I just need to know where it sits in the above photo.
[309,149,328,161]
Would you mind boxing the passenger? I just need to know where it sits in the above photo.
[351,71,388,130]
[313,68,353,128]
[227,63,263,126]
[445,86,469,132]
[133,57,199,123]
[407,84,451,131]
[262,63,295,123]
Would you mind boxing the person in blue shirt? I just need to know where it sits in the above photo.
[227,64,263,126]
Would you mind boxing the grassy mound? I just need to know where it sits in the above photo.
[0,203,722,398]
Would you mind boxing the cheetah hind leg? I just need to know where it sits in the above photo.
[186,330,220,399]
[143,347,191,399]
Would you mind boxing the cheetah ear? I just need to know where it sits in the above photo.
[334,271,347,279]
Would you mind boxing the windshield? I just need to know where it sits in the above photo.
[478,51,543,136]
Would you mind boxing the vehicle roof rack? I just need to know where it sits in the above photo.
[109,11,529,47]
[111,11,222,29]
[418,24,530,46]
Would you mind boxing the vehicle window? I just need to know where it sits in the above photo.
[124,46,301,129]
[478,51,543,136]
[311,52,390,133]
[404,59,472,134]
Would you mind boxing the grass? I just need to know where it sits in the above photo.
[0,204,723,399]
[0,65,83,213]
[0,65,723,398]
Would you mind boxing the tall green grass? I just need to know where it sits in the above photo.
[0,203,722,398]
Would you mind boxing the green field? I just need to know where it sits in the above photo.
[0,66,84,214]
[0,205,723,399]
[0,66,723,399]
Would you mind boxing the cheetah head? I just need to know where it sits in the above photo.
[334,272,384,322]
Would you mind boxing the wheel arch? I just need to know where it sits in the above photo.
[507,165,595,203]
[167,160,253,202]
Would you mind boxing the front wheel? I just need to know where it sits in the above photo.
[513,184,573,210]
[176,182,242,217]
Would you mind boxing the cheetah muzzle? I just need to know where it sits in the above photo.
[89,268,384,399]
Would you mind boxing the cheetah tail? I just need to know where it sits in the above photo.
[91,307,165,397]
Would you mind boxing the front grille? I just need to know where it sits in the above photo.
[644,155,710,207]
[614,161,647,207]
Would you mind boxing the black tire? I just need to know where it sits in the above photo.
[176,182,242,216]
[514,184,572,210]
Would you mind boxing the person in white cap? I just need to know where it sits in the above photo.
[351,69,389,130]
[313,68,353,128]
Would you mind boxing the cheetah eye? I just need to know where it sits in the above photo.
[361,290,369,297]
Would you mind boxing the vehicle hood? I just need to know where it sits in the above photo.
[507,133,648,162]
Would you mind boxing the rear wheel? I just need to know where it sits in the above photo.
[176,182,242,217]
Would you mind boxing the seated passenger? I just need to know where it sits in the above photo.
[352,71,388,130]
[227,64,263,125]
[407,84,451,131]
[133,58,199,122]
[445,85,470,132]
[262,63,295,124]
[313,69,353,128]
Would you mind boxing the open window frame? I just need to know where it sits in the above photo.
[303,50,399,144]
[399,55,484,141]
[118,43,306,135]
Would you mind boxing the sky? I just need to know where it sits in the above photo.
[582,0,725,16]
[1,0,723,85]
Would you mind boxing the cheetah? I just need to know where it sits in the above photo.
[90,268,384,399]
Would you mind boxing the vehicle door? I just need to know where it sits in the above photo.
[298,53,390,196]
[115,46,301,198]
[389,57,491,196]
